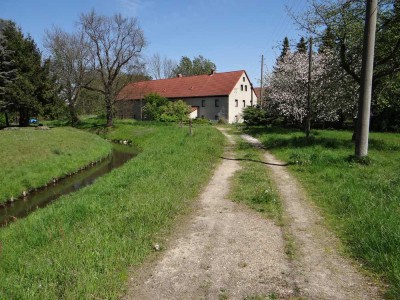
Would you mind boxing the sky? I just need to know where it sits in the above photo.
[1,0,309,86]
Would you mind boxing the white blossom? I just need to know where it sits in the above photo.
[267,50,357,124]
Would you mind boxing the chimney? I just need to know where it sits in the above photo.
[209,69,216,75]
[177,73,183,78]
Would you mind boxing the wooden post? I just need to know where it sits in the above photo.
[189,118,192,136]
[306,37,313,137]
[260,54,264,108]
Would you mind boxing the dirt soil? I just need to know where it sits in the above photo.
[125,129,382,300]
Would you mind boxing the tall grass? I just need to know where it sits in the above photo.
[247,127,400,298]
[0,127,112,203]
[0,124,224,299]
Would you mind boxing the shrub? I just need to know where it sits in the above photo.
[160,100,190,123]
[192,118,211,125]
[242,107,269,126]
[143,94,190,123]
[142,93,169,120]
[217,117,227,124]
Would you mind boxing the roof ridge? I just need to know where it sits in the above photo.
[130,70,246,85]
[117,70,249,101]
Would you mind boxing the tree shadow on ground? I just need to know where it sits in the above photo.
[220,156,289,167]
[243,127,400,152]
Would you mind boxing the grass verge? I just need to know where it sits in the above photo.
[0,123,224,299]
[246,126,400,298]
[0,127,112,203]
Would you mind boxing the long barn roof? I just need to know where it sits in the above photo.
[117,70,247,100]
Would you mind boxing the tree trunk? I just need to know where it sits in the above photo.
[19,109,30,127]
[104,90,114,127]
[305,118,311,137]
[106,109,113,127]
[5,112,10,127]
[69,104,79,127]
[105,102,113,127]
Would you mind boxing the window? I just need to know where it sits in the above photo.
[243,100,246,107]
[202,100,206,107]
[241,85,243,91]
[245,85,247,91]
[215,99,219,107]
[235,99,238,107]
[243,77,245,82]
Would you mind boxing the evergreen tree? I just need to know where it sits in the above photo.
[279,37,290,60]
[319,26,335,54]
[296,37,308,54]
[1,19,59,126]
[0,26,16,126]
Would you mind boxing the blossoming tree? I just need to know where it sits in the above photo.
[267,50,357,130]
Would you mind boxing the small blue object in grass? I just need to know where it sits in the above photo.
[29,118,38,124]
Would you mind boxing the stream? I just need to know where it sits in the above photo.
[0,143,138,226]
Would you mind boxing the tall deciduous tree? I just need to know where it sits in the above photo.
[44,27,93,126]
[80,10,146,127]
[173,55,216,76]
[147,53,177,79]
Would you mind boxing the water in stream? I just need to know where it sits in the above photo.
[0,143,138,226]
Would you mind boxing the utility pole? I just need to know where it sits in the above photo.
[355,0,378,158]
[260,54,264,108]
[306,37,313,137]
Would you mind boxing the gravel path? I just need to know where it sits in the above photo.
[125,129,381,300]
[241,134,381,300]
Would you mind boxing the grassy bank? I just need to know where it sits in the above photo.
[0,123,224,299]
[246,127,400,298]
[0,127,112,203]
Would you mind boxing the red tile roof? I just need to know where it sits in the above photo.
[117,70,246,100]
[254,87,265,100]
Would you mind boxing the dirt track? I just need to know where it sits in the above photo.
[125,129,381,300]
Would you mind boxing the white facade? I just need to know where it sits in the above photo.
[174,96,229,121]
[227,72,258,123]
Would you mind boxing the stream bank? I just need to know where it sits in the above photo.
[0,143,138,226]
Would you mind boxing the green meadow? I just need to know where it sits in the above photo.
[0,122,224,299]
[246,127,400,298]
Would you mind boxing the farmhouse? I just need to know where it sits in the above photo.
[116,70,258,123]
